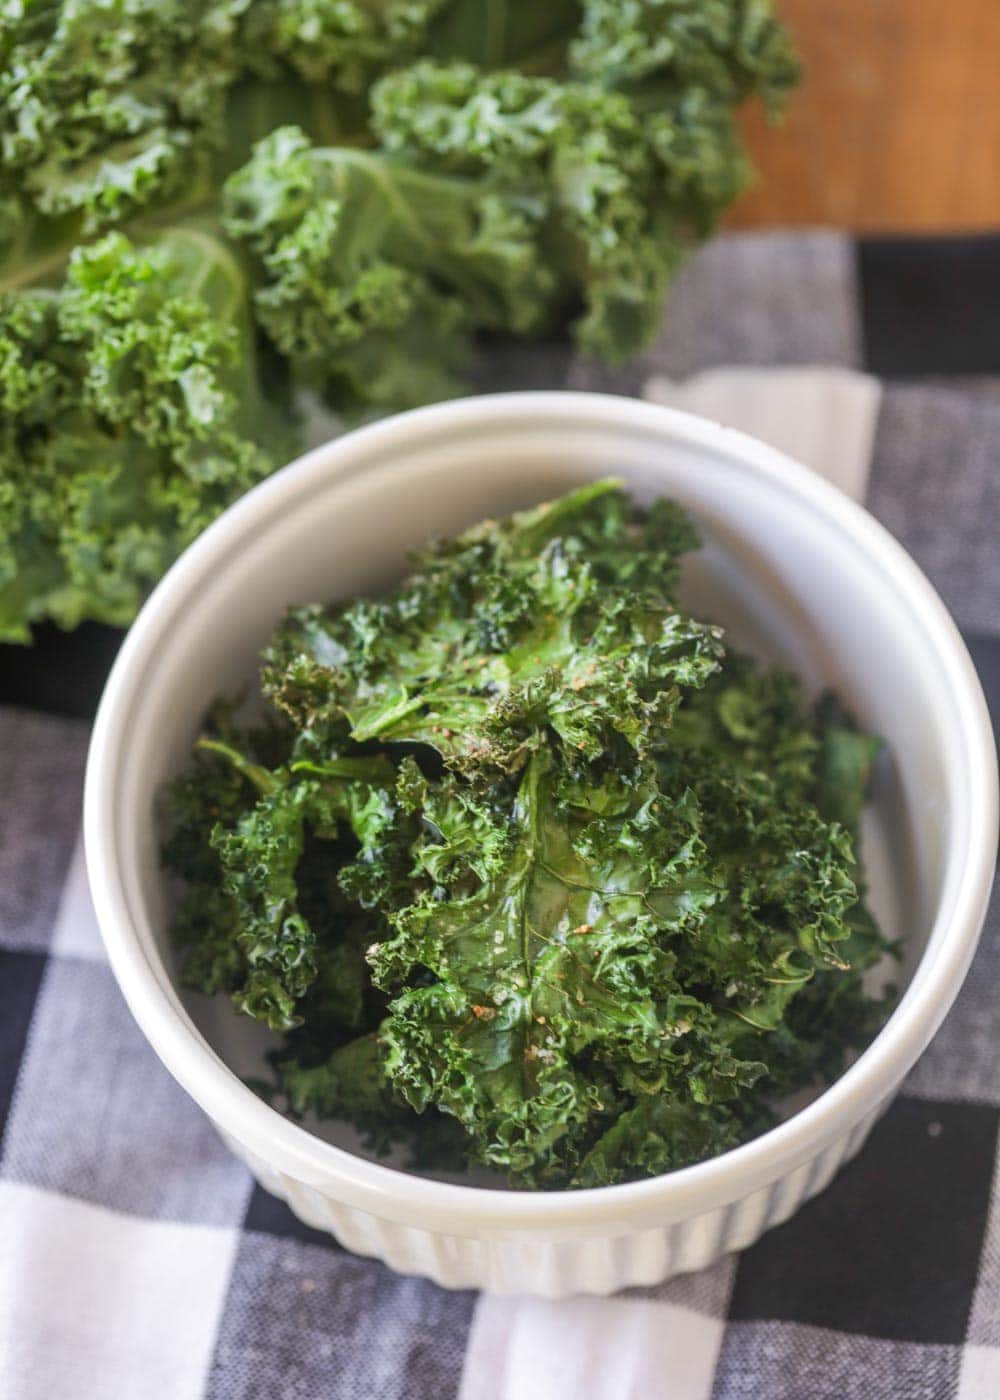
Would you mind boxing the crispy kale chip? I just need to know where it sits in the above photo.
[164,483,893,1188]
[261,478,715,768]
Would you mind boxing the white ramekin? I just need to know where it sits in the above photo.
[85,393,997,1297]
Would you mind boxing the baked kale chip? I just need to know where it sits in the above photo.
[163,480,893,1187]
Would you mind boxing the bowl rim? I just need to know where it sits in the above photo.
[84,390,998,1236]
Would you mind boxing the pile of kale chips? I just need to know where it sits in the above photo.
[0,0,797,640]
[165,481,893,1189]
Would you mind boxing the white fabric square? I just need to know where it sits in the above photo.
[0,1182,237,1400]
[644,367,881,505]
[459,1291,725,1400]
[51,837,106,962]
[958,1345,1000,1400]
[2,957,252,1226]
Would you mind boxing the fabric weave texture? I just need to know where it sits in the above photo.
[1,230,999,1400]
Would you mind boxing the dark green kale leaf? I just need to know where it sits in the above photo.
[262,479,719,773]
[165,722,411,1033]
[165,482,891,1189]
[365,662,883,1186]
[370,750,763,1185]
[814,691,883,831]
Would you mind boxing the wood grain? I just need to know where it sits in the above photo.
[729,0,1000,231]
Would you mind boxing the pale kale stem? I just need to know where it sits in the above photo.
[196,736,278,795]
[0,191,218,295]
[349,684,482,742]
[349,693,431,742]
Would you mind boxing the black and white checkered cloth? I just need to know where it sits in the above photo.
[2,231,999,1400]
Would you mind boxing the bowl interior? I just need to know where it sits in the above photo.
[112,406,945,1181]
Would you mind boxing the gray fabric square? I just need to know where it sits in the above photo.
[566,231,864,396]
[905,877,1000,1105]
[867,384,1000,636]
[967,1146,1000,1347]
[632,1255,735,1317]
[478,231,863,401]
[207,1232,474,1400]
[1,955,252,1226]
[0,707,88,951]
[711,1321,959,1400]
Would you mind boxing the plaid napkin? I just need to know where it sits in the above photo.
[2,230,999,1400]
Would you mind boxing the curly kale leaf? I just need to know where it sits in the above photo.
[0,0,794,240]
[570,0,800,108]
[261,479,719,771]
[1,0,248,233]
[223,4,798,392]
[368,668,879,1186]
[0,229,294,641]
[2,0,797,636]
[368,751,756,1184]
[209,750,411,1031]
[162,734,262,1001]
[369,61,687,358]
[665,662,895,1106]
[814,692,883,832]
[221,123,558,410]
[165,487,888,1191]
[0,0,446,239]
[164,713,411,1033]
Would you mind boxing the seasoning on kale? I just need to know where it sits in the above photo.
[163,480,893,1188]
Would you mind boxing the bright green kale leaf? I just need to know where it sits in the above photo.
[0,0,443,240]
[0,0,795,242]
[1,0,797,637]
[221,124,557,410]
[0,229,294,641]
[570,0,800,106]
[166,483,891,1189]
[369,61,677,359]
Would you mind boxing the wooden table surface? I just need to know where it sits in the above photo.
[730,0,1000,232]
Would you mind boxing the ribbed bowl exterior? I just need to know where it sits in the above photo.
[221,1105,885,1296]
[85,396,998,1306]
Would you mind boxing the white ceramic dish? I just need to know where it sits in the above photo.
[85,392,997,1297]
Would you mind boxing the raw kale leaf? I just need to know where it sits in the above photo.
[220,122,557,410]
[1,0,798,637]
[0,229,293,641]
[164,483,893,1188]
